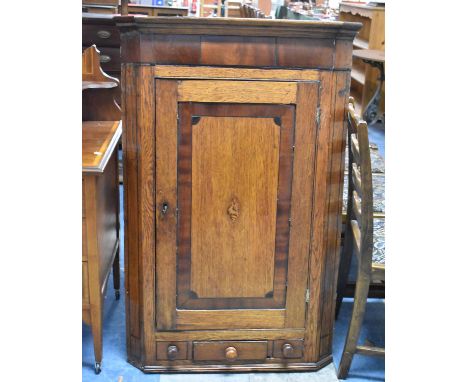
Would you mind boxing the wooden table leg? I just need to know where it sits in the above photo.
[113,245,120,300]
[90,295,103,374]
[362,60,385,126]
[113,150,121,300]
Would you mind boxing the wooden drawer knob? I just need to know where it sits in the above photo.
[167,345,178,360]
[225,346,238,361]
[100,55,111,64]
[282,343,295,358]
[97,30,111,39]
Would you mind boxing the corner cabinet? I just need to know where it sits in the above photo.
[116,17,360,373]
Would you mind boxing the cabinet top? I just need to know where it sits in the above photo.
[115,16,361,40]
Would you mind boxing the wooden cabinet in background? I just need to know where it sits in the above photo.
[83,13,122,105]
[116,16,360,373]
[82,0,119,14]
[121,4,188,16]
[339,2,384,116]
[82,45,122,374]
[82,121,122,374]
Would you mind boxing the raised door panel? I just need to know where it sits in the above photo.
[177,103,294,311]
[154,76,319,332]
[191,114,279,301]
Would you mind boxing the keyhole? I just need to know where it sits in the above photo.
[161,202,169,215]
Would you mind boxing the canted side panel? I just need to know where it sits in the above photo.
[190,116,280,299]
[303,71,348,363]
[319,71,350,358]
[284,82,320,329]
[303,71,335,363]
[123,65,158,363]
[177,103,295,311]
[137,66,157,363]
[122,64,142,361]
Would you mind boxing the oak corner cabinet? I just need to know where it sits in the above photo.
[116,17,361,373]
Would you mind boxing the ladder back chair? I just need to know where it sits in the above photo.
[337,98,385,379]
[337,99,385,314]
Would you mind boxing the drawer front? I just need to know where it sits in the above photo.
[273,339,304,359]
[95,47,121,73]
[83,24,120,47]
[156,341,188,360]
[193,341,267,362]
[127,6,152,16]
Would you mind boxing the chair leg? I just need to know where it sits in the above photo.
[336,223,354,319]
[113,245,120,300]
[337,271,371,379]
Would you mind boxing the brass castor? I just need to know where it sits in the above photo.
[94,362,102,374]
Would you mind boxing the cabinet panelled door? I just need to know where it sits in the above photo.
[154,78,319,332]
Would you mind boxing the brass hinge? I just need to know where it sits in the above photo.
[305,288,310,303]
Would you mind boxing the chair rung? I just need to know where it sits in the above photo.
[352,163,362,196]
[342,211,385,221]
[350,219,361,253]
[356,345,385,357]
[372,264,385,281]
[352,191,362,224]
[350,134,360,163]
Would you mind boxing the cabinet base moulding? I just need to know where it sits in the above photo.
[129,356,333,373]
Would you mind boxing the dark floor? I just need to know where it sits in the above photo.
[83,124,385,381]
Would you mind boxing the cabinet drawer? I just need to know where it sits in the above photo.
[193,341,267,362]
[156,341,188,360]
[83,24,120,47]
[273,339,304,359]
[95,47,121,73]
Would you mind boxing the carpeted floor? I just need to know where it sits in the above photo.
[83,124,385,382]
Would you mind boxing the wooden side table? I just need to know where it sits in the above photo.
[339,2,384,115]
[82,45,122,374]
[353,49,385,125]
[82,120,122,374]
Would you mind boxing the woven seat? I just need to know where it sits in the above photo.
[372,218,385,265]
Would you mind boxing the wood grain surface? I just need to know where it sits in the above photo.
[82,121,121,171]
[154,80,179,331]
[177,80,297,104]
[176,309,285,330]
[154,66,320,81]
[119,17,358,368]
[190,115,279,298]
[193,341,268,362]
[176,102,295,312]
